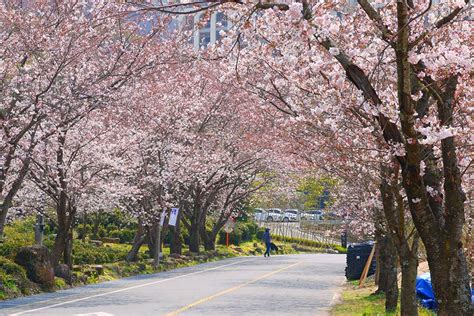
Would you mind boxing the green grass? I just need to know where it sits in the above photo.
[331,280,436,316]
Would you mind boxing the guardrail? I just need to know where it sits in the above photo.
[255,220,343,246]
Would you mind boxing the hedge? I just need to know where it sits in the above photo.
[109,228,136,244]
[72,242,129,264]
[271,235,347,253]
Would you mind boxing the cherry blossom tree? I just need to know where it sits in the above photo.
[28,111,124,266]
[137,0,473,313]
[113,54,278,254]
[2,1,471,312]
[3,0,172,266]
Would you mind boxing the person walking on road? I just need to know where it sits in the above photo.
[263,228,271,257]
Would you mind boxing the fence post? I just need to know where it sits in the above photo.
[341,231,347,248]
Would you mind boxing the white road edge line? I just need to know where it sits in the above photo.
[9,258,257,316]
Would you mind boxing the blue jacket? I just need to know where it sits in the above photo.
[263,231,271,243]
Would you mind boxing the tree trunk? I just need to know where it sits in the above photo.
[204,238,215,251]
[434,75,473,315]
[170,225,182,255]
[200,218,218,251]
[63,230,73,268]
[51,226,68,267]
[374,230,394,294]
[170,209,182,255]
[380,235,398,312]
[374,230,382,289]
[373,227,399,312]
[0,189,19,238]
[203,229,218,251]
[379,165,400,312]
[0,204,9,239]
[188,222,200,253]
[391,3,472,314]
[127,236,145,262]
[51,203,74,267]
[152,222,161,269]
[51,230,66,266]
[146,224,156,258]
[0,155,32,238]
[205,215,228,252]
[400,245,419,316]
[127,219,145,262]
[186,185,209,254]
[313,1,471,311]
[429,250,473,315]
[400,168,472,315]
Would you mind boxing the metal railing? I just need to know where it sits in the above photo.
[255,218,343,246]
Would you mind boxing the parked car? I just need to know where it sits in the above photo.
[300,210,323,221]
[265,208,283,222]
[254,208,268,221]
[282,209,299,222]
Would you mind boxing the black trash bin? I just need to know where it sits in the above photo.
[345,242,376,280]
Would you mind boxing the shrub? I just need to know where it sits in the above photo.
[245,222,258,236]
[0,219,35,259]
[256,227,266,241]
[109,228,135,243]
[77,224,92,240]
[0,256,32,299]
[217,222,259,246]
[0,257,27,278]
[44,220,57,236]
[54,277,67,289]
[237,224,249,244]
[72,242,129,264]
[97,226,107,238]
[8,217,35,234]
[106,224,119,232]
[163,230,172,245]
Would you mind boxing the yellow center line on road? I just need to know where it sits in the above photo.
[8,258,258,316]
[165,261,303,316]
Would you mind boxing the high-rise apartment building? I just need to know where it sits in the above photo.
[119,0,229,49]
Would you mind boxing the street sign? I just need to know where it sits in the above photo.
[168,208,179,226]
[223,218,235,233]
[159,210,166,227]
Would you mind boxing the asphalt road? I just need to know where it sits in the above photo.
[0,254,345,316]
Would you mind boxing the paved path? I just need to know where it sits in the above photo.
[0,254,345,316]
